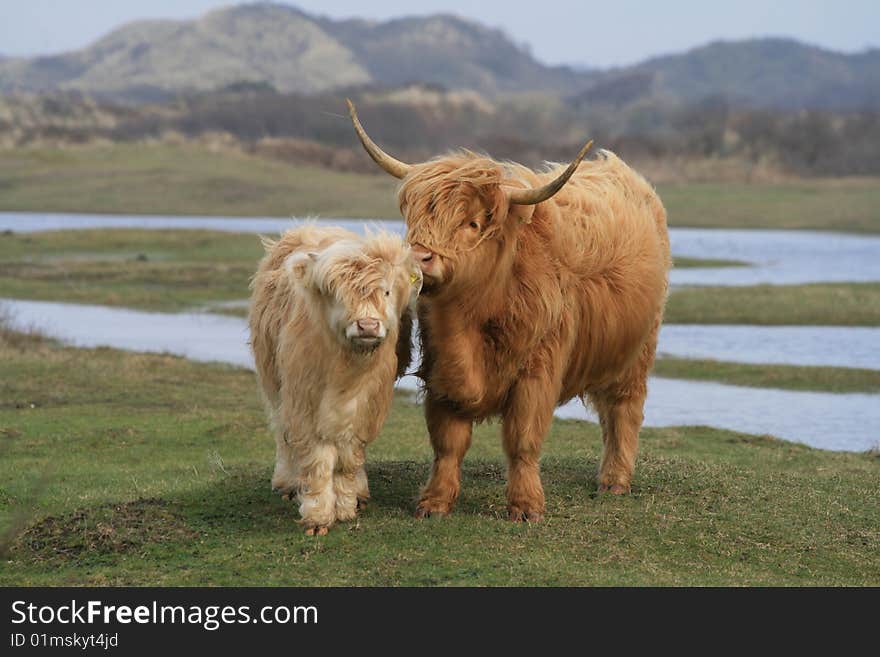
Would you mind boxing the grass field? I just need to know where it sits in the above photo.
[665,283,880,326]
[672,256,748,268]
[1,143,879,233]
[660,179,880,233]
[1,331,877,586]
[0,143,400,219]
[653,358,880,393]
[0,229,264,312]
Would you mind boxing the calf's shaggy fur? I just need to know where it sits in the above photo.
[249,225,420,534]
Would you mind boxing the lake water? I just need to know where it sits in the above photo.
[3,211,880,287]
[659,324,880,370]
[668,228,880,286]
[4,298,878,452]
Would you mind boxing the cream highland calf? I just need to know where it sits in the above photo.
[249,225,422,535]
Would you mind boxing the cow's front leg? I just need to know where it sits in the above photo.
[416,394,473,518]
[502,373,557,522]
[297,442,337,535]
[422,314,487,410]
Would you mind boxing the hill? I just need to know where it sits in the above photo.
[0,4,590,100]
[2,4,877,110]
[574,38,880,111]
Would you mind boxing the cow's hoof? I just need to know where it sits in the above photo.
[508,507,544,523]
[598,483,630,494]
[304,525,329,537]
[356,498,369,510]
[415,503,449,519]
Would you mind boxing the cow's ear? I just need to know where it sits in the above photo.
[508,203,535,225]
[285,251,318,289]
[497,183,534,225]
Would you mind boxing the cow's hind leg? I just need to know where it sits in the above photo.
[502,373,557,521]
[589,338,654,494]
[591,389,645,493]
[416,394,473,518]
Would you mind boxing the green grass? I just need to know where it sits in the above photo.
[0,331,877,586]
[654,357,880,393]
[0,143,400,218]
[673,256,748,268]
[666,283,880,326]
[659,179,880,233]
[0,228,263,312]
[0,143,878,232]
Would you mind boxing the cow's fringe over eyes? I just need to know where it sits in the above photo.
[399,151,510,258]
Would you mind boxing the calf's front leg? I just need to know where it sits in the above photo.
[333,442,366,522]
[297,442,337,536]
[271,428,300,499]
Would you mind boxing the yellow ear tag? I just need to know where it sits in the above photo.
[410,272,420,286]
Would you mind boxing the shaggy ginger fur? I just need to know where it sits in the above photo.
[397,149,671,521]
[249,225,421,534]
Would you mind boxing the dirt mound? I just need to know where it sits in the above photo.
[18,498,198,560]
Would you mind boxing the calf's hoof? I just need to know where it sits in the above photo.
[507,506,544,523]
[304,525,329,537]
[598,483,630,494]
[335,506,358,522]
[414,501,451,519]
[272,485,297,501]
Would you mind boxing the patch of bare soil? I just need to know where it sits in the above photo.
[17,498,198,560]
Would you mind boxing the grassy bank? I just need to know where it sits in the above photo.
[0,228,263,312]
[1,331,877,586]
[1,143,878,232]
[660,179,880,233]
[666,283,880,326]
[673,256,748,268]
[654,357,880,393]
[0,143,399,218]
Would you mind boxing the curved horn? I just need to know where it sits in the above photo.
[346,99,412,179]
[507,140,593,205]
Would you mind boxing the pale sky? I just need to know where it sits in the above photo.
[0,0,877,68]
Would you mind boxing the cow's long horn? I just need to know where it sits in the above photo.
[507,140,593,205]
[346,99,412,179]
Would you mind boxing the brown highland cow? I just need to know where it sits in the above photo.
[249,225,421,534]
[348,100,671,521]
